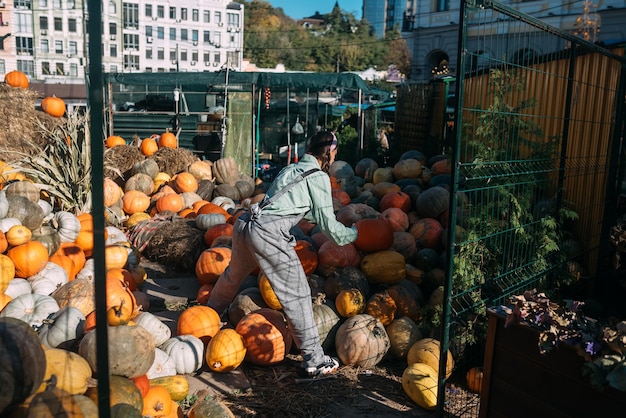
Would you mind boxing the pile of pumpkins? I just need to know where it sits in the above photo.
[0,117,473,415]
[4,70,67,117]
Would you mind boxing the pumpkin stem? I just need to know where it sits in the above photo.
[313,293,327,305]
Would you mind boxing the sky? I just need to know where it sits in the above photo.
[265,0,363,20]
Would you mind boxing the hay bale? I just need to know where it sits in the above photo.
[141,216,206,271]
[150,147,199,176]
[104,145,145,184]
[0,84,62,162]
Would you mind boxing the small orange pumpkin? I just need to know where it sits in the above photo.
[41,96,66,117]
[122,190,151,215]
[7,241,49,278]
[158,132,177,148]
[139,137,158,156]
[203,223,233,247]
[335,288,366,318]
[105,135,126,148]
[4,70,29,89]
[195,247,231,285]
[142,385,173,417]
[155,193,184,213]
[173,172,198,193]
[176,305,222,344]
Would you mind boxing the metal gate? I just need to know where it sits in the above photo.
[439,0,626,416]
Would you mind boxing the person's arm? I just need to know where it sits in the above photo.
[306,173,357,246]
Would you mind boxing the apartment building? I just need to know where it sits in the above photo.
[0,0,244,83]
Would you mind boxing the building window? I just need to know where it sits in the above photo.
[227,51,239,68]
[203,31,210,43]
[110,64,118,72]
[40,16,48,30]
[68,19,77,32]
[54,40,63,53]
[181,8,187,20]
[17,60,34,77]
[214,33,221,46]
[169,7,176,20]
[192,50,198,61]
[181,29,188,41]
[69,63,77,76]
[192,9,199,22]
[14,0,33,9]
[169,28,176,40]
[180,49,187,61]
[42,61,50,75]
[215,11,221,24]
[54,17,62,31]
[169,48,176,61]
[227,13,239,27]
[69,41,77,55]
[109,1,116,14]
[213,52,220,63]
[123,3,139,29]
[41,39,49,53]
[157,5,164,18]
[145,67,152,72]
[203,52,210,63]
[123,34,139,50]
[146,47,152,59]
[203,11,210,23]
[53,0,60,8]
[67,0,75,9]
[157,48,164,60]
[157,26,164,39]
[55,62,64,75]
[192,30,198,42]
[16,37,33,55]
[436,0,449,12]
[17,12,33,32]
[145,26,152,36]
[39,0,47,8]
[145,4,152,18]
[124,55,139,70]
[110,44,117,57]
[110,22,117,35]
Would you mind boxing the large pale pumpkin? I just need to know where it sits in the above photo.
[206,328,247,372]
[0,293,59,328]
[79,324,155,378]
[39,347,92,395]
[335,314,390,368]
[407,337,454,378]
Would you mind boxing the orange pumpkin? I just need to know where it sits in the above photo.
[331,188,351,206]
[0,292,12,311]
[176,305,222,344]
[196,202,231,220]
[139,137,158,156]
[0,230,8,253]
[155,193,184,213]
[195,247,231,285]
[466,367,484,394]
[353,217,395,253]
[103,177,123,207]
[158,132,177,148]
[7,241,49,278]
[173,172,198,193]
[142,385,173,417]
[48,254,76,281]
[379,191,411,213]
[122,190,151,215]
[106,276,137,317]
[54,242,86,279]
[4,70,29,88]
[131,374,150,398]
[203,223,233,247]
[106,268,137,291]
[0,253,16,292]
[105,135,126,148]
[178,208,197,219]
[295,240,318,275]
[75,216,103,257]
[41,96,66,117]
[235,308,292,366]
[196,283,214,305]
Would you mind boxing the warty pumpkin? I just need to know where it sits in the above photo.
[365,291,397,326]
[335,288,365,318]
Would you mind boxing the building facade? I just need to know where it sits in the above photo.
[0,0,244,83]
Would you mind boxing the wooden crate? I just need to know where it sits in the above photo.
[480,310,626,417]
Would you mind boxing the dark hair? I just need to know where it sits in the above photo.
[307,130,335,173]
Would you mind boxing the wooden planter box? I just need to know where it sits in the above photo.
[479,310,626,417]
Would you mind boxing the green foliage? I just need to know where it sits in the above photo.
[235,0,411,76]
[16,110,93,214]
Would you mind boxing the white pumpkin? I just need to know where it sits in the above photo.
[38,306,86,348]
[133,311,171,346]
[0,217,22,233]
[29,261,69,295]
[0,190,9,219]
[211,196,236,212]
[37,199,54,218]
[160,335,204,375]
[146,348,178,379]
[195,214,226,230]
[76,258,95,281]
[53,211,81,242]
[105,226,127,245]
[4,278,31,298]
[0,293,60,327]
